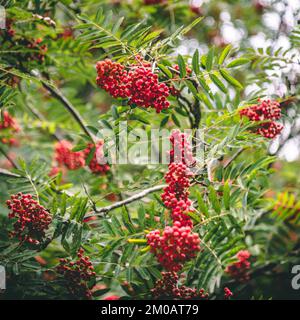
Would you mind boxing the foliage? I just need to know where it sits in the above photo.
[0,0,299,300]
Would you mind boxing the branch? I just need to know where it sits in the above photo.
[90,184,166,216]
[223,147,245,169]
[41,80,96,143]
[30,70,96,143]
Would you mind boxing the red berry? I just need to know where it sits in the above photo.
[54,140,85,170]
[239,99,283,138]
[225,250,251,282]
[6,193,51,245]
[147,222,201,272]
[83,141,110,174]
[96,58,170,113]
[56,248,95,299]
[224,287,233,299]
[152,271,208,300]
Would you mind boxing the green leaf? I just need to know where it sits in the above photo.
[219,68,243,89]
[192,49,200,75]
[181,16,204,35]
[218,44,232,65]
[209,74,227,93]
[198,92,213,109]
[185,80,199,97]
[196,191,209,216]
[227,58,250,68]
[160,116,169,128]
[158,64,172,78]
[85,146,95,165]
[177,54,186,78]
[171,113,181,127]
[122,207,135,233]
[111,105,119,119]
[129,113,150,124]
[72,144,87,152]
[208,185,221,214]
[197,74,211,95]
[206,47,214,71]
[223,181,230,210]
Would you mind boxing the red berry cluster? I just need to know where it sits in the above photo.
[54,140,86,170]
[53,140,110,174]
[239,99,283,138]
[169,129,195,165]
[225,250,251,282]
[256,121,284,139]
[0,111,20,146]
[84,142,110,174]
[151,272,208,300]
[224,287,233,299]
[148,130,200,271]
[162,162,193,227]
[96,59,170,113]
[162,130,196,227]
[6,193,52,245]
[128,63,170,112]
[96,59,129,98]
[147,222,201,271]
[56,248,96,300]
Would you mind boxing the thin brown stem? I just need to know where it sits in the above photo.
[88,184,166,216]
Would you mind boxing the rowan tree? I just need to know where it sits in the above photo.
[0,0,300,300]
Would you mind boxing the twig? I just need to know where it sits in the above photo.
[90,184,166,216]
[30,70,96,144]
[40,80,96,143]
[224,147,245,169]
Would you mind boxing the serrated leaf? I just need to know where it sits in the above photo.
[160,116,169,128]
[158,64,172,78]
[219,68,243,89]
[218,44,232,65]
[192,49,200,75]
[196,190,209,216]
[209,74,227,93]
[227,58,250,68]
[171,113,181,127]
[208,185,221,214]
[177,54,186,78]
[206,47,214,71]
[223,181,230,210]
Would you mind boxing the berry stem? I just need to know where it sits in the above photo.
[127,238,148,244]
